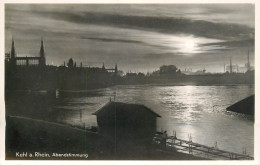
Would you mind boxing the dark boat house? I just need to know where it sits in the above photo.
[226,95,254,116]
[92,101,161,144]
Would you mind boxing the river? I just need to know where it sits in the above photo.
[6,85,254,156]
[54,85,254,156]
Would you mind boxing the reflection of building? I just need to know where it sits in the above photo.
[7,38,46,67]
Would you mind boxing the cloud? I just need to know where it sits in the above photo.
[80,36,143,44]
[201,39,254,48]
[6,4,255,27]
[143,51,220,61]
[143,53,180,60]
[32,11,254,41]
[5,4,255,72]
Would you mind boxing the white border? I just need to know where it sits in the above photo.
[0,1,259,165]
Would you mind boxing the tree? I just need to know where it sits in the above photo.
[68,58,74,69]
[159,65,178,75]
[137,72,145,77]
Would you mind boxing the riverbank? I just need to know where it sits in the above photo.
[6,115,206,160]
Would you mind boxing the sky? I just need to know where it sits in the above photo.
[5,4,255,73]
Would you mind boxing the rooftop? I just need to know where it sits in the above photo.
[92,101,161,118]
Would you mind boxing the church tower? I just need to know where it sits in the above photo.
[39,38,46,67]
[102,62,106,71]
[10,38,16,66]
[11,38,16,59]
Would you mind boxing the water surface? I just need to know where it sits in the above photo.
[55,85,254,156]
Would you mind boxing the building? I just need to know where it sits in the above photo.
[182,68,193,75]
[101,63,118,74]
[7,38,46,67]
[225,64,254,73]
[226,95,254,115]
[92,101,161,144]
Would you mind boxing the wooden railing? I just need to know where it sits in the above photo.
[153,132,253,160]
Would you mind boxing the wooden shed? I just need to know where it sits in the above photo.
[92,101,161,144]
[226,95,254,116]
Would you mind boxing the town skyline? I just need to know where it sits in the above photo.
[5,4,255,73]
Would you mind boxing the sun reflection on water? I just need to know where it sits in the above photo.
[55,85,254,156]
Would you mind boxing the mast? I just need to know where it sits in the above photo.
[230,57,232,73]
[115,63,118,74]
[247,49,250,71]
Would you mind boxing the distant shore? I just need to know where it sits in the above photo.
[5,63,254,90]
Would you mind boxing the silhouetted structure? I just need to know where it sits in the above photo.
[58,59,119,89]
[226,95,254,116]
[247,49,251,72]
[101,63,118,73]
[5,38,119,90]
[7,38,46,67]
[92,102,161,144]
[5,38,58,91]
[115,63,118,75]
[159,65,178,75]
[230,57,232,73]
[102,62,105,71]
[67,58,74,69]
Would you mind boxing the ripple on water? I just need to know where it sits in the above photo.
[55,85,254,156]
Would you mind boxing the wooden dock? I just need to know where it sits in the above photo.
[153,132,253,160]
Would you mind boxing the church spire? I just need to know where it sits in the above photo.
[40,37,45,58]
[11,37,16,59]
[102,62,105,70]
[39,37,46,67]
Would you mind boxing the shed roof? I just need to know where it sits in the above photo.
[226,95,254,115]
[92,101,161,118]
